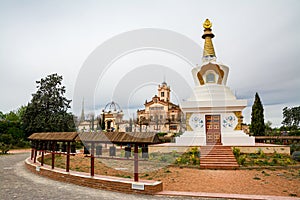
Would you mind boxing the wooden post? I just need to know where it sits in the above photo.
[66,142,70,172]
[34,149,37,163]
[52,142,55,169]
[91,142,95,176]
[31,148,34,160]
[134,144,139,182]
[41,150,44,166]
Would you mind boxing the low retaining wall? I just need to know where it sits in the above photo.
[149,143,290,155]
[233,145,290,155]
[25,157,162,194]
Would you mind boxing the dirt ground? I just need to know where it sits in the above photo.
[157,167,300,197]
[41,153,300,197]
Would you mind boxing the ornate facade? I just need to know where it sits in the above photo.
[137,82,182,133]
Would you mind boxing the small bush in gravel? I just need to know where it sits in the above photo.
[175,147,200,165]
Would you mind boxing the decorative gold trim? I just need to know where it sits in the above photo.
[197,73,205,85]
[186,113,192,131]
[233,111,243,130]
[203,37,215,57]
[196,63,224,85]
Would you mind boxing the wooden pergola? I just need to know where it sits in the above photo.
[28,132,78,172]
[28,132,161,182]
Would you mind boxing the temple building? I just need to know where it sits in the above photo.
[176,19,254,145]
[137,82,182,133]
[101,101,124,132]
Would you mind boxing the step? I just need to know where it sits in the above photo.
[201,154,236,157]
[201,146,232,148]
[200,164,238,167]
[201,153,234,156]
[199,146,238,169]
[200,159,237,163]
[200,162,239,166]
[200,160,237,165]
[200,165,239,170]
[201,148,234,152]
[200,156,236,159]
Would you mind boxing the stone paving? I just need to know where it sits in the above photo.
[0,153,219,200]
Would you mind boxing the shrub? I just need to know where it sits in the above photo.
[292,151,300,161]
[232,147,240,158]
[274,152,283,159]
[175,148,200,165]
[0,134,14,154]
[290,144,300,154]
[257,148,266,158]
[270,158,278,165]
[0,142,12,154]
[237,155,246,165]
[157,132,167,137]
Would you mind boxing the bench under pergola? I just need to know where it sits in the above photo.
[28,132,161,182]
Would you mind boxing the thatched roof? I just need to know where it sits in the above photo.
[77,132,161,144]
[28,132,78,141]
[28,132,161,144]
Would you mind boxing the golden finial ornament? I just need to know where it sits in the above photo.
[202,18,216,59]
[203,19,212,29]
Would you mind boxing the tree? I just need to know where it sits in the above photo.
[100,113,105,131]
[0,111,5,121]
[5,111,19,122]
[282,106,300,130]
[22,73,75,136]
[250,93,265,136]
[0,134,13,154]
[265,121,273,136]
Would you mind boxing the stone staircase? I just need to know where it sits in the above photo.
[200,146,239,170]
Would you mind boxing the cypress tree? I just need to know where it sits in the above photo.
[250,92,265,136]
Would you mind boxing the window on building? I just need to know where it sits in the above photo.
[171,115,175,121]
[206,73,216,83]
[150,106,163,110]
[161,92,164,97]
[170,125,177,130]
[160,115,163,119]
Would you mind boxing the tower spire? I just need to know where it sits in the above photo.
[202,19,216,61]
[80,97,85,122]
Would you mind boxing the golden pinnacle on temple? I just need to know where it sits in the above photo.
[203,19,212,29]
[202,18,216,59]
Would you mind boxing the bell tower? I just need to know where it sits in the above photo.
[158,82,170,102]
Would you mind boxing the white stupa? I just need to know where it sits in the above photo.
[176,19,255,146]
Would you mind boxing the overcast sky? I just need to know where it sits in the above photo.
[0,0,299,127]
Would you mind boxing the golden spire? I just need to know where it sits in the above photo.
[202,19,216,58]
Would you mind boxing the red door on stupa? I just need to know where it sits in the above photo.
[205,115,221,144]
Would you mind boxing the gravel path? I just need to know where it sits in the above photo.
[0,153,219,200]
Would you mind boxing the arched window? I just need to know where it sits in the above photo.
[206,73,215,83]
